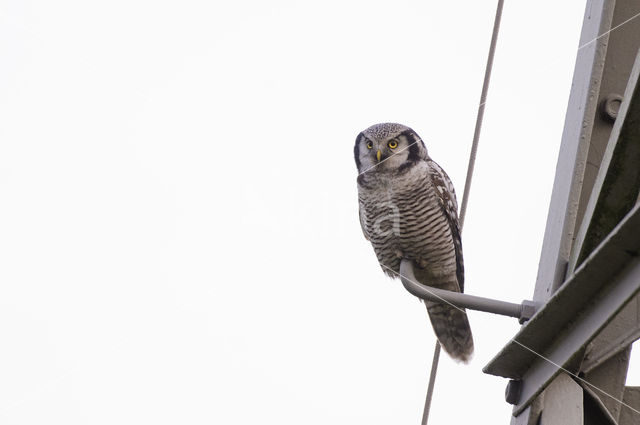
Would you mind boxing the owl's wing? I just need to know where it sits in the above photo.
[426,159,465,292]
[358,202,370,241]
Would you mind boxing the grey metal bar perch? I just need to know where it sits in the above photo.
[399,260,537,324]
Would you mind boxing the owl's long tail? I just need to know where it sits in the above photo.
[413,271,474,362]
[424,300,474,363]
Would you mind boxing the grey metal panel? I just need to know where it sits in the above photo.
[581,294,640,374]
[509,401,543,425]
[531,0,616,303]
[581,346,631,421]
[582,381,619,425]
[570,48,640,273]
[619,387,640,425]
[483,202,640,414]
[539,374,583,425]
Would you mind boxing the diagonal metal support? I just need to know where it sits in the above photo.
[529,0,618,305]
[483,202,640,415]
[582,346,632,422]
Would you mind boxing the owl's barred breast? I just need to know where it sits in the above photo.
[358,162,457,282]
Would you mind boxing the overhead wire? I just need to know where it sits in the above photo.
[421,0,505,423]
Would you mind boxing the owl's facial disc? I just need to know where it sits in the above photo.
[354,123,427,174]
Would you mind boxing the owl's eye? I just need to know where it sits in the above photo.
[388,140,398,149]
[366,141,373,149]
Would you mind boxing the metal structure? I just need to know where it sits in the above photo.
[481,0,640,423]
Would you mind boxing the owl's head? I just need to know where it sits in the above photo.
[354,123,428,174]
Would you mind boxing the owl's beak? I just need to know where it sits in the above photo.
[376,150,381,162]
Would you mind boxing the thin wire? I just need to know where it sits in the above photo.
[458,0,504,230]
[421,1,505,424]
[421,342,440,425]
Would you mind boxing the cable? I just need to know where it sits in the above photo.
[459,0,505,230]
[421,342,441,425]
[421,0,505,423]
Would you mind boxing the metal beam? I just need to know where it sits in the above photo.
[398,260,535,323]
[570,0,640,269]
[569,47,640,273]
[483,202,640,415]
[530,0,616,304]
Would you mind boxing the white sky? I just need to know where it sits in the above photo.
[1,0,638,423]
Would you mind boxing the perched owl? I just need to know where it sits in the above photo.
[354,123,474,362]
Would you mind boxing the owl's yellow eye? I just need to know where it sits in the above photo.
[388,140,398,149]
[366,141,373,149]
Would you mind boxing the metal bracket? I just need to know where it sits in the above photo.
[399,260,537,323]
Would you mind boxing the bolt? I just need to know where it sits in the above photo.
[600,94,623,121]
[505,379,522,405]
[519,300,537,324]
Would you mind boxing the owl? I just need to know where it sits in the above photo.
[354,123,473,362]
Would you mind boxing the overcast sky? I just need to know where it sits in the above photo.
[1,0,638,424]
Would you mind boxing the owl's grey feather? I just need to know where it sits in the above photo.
[355,123,473,362]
